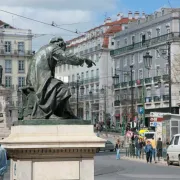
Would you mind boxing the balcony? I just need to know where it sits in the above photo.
[110,33,180,56]
[136,79,144,86]
[163,95,169,101]
[163,74,169,82]
[1,50,33,57]
[153,96,161,102]
[129,81,135,87]
[153,76,161,83]
[114,100,120,106]
[145,77,152,84]
[5,68,12,73]
[121,82,128,88]
[114,83,120,89]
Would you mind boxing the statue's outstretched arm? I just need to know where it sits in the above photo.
[54,51,96,68]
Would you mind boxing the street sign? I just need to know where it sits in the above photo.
[150,122,157,127]
[138,107,144,114]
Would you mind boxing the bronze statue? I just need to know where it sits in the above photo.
[21,37,95,120]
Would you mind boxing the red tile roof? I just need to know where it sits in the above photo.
[0,20,14,29]
[67,17,137,49]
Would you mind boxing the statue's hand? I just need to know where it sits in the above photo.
[84,59,96,68]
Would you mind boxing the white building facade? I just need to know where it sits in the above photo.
[111,8,180,127]
[55,15,134,123]
[0,21,32,139]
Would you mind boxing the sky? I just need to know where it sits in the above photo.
[0,0,179,51]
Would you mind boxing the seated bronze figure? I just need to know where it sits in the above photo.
[20,37,95,120]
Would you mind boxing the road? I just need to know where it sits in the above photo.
[4,151,180,180]
[95,151,180,180]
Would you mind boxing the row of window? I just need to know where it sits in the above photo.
[119,67,168,82]
[5,60,25,73]
[116,25,170,48]
[5,76,25,87]
[4,41,25,53]
[69,69,99,82]
[116,49,167,67]
[73,84,99,95]
[115,86,169,100]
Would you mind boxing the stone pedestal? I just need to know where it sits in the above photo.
[1,123,105,180]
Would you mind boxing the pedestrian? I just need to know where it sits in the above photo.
[135,139,140,158]
[151,137,156,163]
[145,140,153,163]
[0,143,7,180]
[156,137,162,161]
[115,139,121,160]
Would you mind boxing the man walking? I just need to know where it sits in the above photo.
[156,137,162,161]
[145,141,153,163]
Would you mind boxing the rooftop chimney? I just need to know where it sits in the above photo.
[128,11,133,19]
[117,12,123,21]
[104,17,111,24]
[142,11,146,18]
[134,11,140,19]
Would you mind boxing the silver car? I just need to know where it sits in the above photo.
[96,140,115,153]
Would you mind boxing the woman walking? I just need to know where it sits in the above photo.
[115,139,121,160]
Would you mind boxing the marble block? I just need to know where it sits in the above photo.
[1,124,105,180]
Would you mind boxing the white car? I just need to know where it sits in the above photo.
[167,133,180,166]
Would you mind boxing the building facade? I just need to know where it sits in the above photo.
[111,8,180,127]
[0,20,33,139]
[55,14,135,123]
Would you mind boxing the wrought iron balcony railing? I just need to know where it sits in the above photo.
[114,83,120,89]
[145,77,152,84]
[114,100,120,106]
[153,76,161,83]
[129,81,135,86]
[121,82,128,88]
[163,74,169,82]
[110,33,180,56]
[163,95,169,101]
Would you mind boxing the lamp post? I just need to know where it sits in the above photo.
[143,52,153,127]
[112,66,134,134]
[71,76,85,118]
[100,87,107,130]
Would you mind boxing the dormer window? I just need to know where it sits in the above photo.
[162,9,165,16]
[155,13,158,19]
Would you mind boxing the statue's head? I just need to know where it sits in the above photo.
[49,37,66,51]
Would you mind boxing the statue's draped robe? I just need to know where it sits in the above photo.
[26,44,72,118]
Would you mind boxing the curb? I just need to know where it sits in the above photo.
[122,156,167,166]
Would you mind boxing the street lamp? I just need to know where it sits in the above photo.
[143,52,152,77]
[142,51,153,127]
[71,77,85,117]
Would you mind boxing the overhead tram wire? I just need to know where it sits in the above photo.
[0,9,82,35]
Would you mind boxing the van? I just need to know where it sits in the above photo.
[167,134,180,166]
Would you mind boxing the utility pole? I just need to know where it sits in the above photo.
[167,42,172,113]
[104,89,107,129]
[130,65,134,125]
[76,77,80,117]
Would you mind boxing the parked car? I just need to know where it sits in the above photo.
[96,140,115,153]
[167,133,180,166]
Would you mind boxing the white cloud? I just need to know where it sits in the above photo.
[0,1,117,50]
[0,0,116,11]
